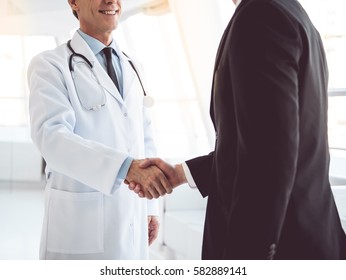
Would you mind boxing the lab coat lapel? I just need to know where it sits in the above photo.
[116,49,136,101]
[70,32,124,105]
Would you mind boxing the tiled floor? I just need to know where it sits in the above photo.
[0,181,45,260]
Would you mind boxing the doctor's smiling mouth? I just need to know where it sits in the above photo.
[99,8,120,15]
[99,8,120,16]
[98,0,121,17]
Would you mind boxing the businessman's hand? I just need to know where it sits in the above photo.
[126,159,172,199]
[128,158,187,198]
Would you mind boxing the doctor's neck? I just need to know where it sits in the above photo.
[79,29,113,46]
[79,27,114,46]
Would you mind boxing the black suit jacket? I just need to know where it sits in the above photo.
[186,0,346,259]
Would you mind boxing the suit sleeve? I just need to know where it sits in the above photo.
[226,2,303,257]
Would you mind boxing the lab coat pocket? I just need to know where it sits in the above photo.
[46,188,104,254]
[72,61,106,111]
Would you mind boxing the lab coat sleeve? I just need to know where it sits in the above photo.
[28,53,127,195]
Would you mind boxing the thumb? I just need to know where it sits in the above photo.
[139,158,159,168]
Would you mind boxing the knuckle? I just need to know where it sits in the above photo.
[146,175,154,182]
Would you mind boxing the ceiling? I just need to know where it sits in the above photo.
[2,0,68,15]
[0,0,166,36]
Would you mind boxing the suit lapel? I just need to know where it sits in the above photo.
[211,14,235,123]
[214,18,234,72]
[213,0,247,71]
[210,1,247,122]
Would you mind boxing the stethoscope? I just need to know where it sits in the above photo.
[67,40,154,109]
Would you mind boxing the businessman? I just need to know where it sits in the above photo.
[129,0,346,259]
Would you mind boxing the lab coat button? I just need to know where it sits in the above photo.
[124,113,128,117]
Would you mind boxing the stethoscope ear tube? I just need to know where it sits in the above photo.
[67,40,93,72]
[127,59,147,96]
[124,53,155,107]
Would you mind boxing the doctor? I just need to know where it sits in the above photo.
[28,0,172,259]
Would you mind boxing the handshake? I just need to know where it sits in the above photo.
[125,158,188,199]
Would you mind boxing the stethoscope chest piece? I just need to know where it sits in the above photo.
[143,96,154,108]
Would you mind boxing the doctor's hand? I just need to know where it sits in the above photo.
[148,216,159,246]
[125,159,172,199]
[128,158,187,198]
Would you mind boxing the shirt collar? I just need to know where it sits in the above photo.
[77,29,117,56]
[235,0,242,7]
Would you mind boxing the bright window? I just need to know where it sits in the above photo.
[0,35,56,127]
[299,0,346,151]
[115,0,346,156]
[115,12,211,159]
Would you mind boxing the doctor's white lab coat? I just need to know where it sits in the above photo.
[28,31,158,259]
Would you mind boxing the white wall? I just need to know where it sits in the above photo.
[0,127,42,181]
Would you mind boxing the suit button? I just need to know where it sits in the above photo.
[267,243,276,260]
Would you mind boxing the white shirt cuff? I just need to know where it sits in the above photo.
[182,162,197,188]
